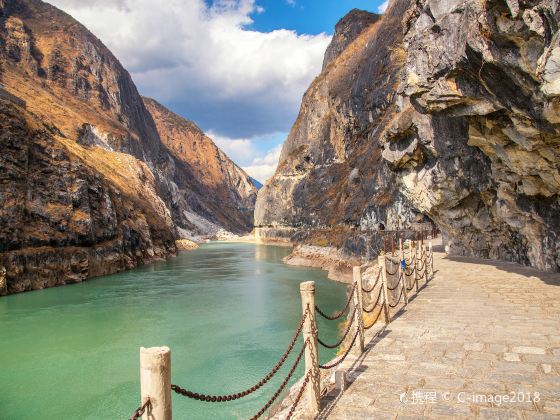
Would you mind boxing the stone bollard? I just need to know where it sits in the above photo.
[140,347,172,420]
[423,244,429,284]
[352,266,365,354]
[378,253,391,324]
[335,369,347,392]
[300,281,320,416]
[429,241,434,275]
[0,267,7,296]
[414,241,419,292]
[398,244,409,306]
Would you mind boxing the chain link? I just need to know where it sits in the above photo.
[362,270,381,293]
[249,340,308,420]
[362,288,383,313]
[171,310,308,403]
[319,329,359,370]
[129,398,151,420]
[385,263,399,276]
[364,304,384,330]
[389,287,404,308]
[285,369,311,420]
[315,282,356,321]
[317,306,356,349]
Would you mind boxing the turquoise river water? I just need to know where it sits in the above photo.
[0,243,348,419]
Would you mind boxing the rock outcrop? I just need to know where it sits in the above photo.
[0,99,176,293]
[256,0,560,272]
[0,0,257,294]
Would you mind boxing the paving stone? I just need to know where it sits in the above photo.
[464,343,485,351]
[511,346,546,355]
[478,407,523,419]
[503,353,521,362]
[428,403,473,417]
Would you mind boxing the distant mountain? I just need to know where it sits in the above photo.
[0,0,256,295]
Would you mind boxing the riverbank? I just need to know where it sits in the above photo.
[283,244,358,284]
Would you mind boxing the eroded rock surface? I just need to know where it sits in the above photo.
[256,0,560,271]
[387,0,560,270]
[0,100,175,293]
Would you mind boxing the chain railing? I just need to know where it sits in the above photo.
[315,282,356,321]
[130,240,436,419]
[129,398,151,420]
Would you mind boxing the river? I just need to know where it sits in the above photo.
[0,243,348,419]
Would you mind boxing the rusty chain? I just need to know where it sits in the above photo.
[319,329,359,370]
[129,398,151,420]
[386,277,401,291]
[384,262,399,276]
[171,309,308,403]
[362,287,383,313]
[317,306,357,349]
[389,287,404,308]
[362,270,381,293]
[249,340,308,420]
[364,304,385,330]
[315,282,356,321]
[406,274,415,291]
[285,368,311,420]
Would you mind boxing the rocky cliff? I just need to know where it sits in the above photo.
[0,0,257,294]
[255,0,560,272]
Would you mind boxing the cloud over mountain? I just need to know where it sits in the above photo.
[48,0,330,140]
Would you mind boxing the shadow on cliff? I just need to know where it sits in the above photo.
[444,256,560,287]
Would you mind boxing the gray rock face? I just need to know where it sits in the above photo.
[255,0,426,233]
[256,0,560,272]
[322,9,380,70]
[388,0,560,271]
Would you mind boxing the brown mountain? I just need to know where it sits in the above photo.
[143,97,256,235]
[256,0,560,272]
[0,0,256,295]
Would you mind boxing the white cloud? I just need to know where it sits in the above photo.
[209,131,257,165]
[47,0,330,139]
[243,145,282,183]
[208,131,281,182]
[377,1,389,13]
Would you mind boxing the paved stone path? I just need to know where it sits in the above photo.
[319,252,560,419]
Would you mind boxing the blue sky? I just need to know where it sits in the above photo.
[49,0,388,182]
[249,0,382,34]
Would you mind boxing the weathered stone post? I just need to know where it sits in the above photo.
[0,267,7,296]
[378,253,391,324]
[353,266,365,354]
[398,244,409,306]
[300,281,320,415]
[140,346,172,420]
[423,244,429,284]
[429,241,434,275]
[413,241,419,292]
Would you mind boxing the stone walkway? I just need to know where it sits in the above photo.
[319,252,560,419]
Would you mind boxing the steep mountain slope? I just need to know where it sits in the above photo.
[0,0,256,294]
[143,97,256,235]
[255,0,560,272]
[255,2,421,238]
